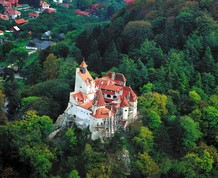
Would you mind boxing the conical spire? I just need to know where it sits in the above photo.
[95,89,105,107]
[79,60,88,68]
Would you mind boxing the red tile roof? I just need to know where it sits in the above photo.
[0,13,9,20]
[92,107,113,118]
[14,18,26,25]
[94,90,105,107]
[71,91,87,104]
[123,86,137,102]
[95,77,122,93]
[105,72,126,85]
[90,4,100,9]
[0,30,4,34]
[75,9,90,16]
[43,8,56,13]
[28,12,39,17]
[79,60,88,68]
[4,8,21,15]
[80,100,93,109]
[120,97,130,107]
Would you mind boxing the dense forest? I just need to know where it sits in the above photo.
[0,0,218,177]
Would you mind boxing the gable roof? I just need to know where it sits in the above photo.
[0,13,9,20]
[14,18,26,25]
[91,107,114,119]
[4,8,21,15]
[75,9,90,16]
[28,12,39,17]
[105,72,127,86]
[94,90,105,107]
[120,96,130,107]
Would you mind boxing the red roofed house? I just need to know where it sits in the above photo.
[0,30,4,35]
[4,8,21,19]
[0,13,9,20]
[75,9,90,17]
[63,61,138,140]
[40,0,50,9]
[28,12,39,18]
[90,3,100,9]
[43,8,56,13]
[0,0,11,7]
[9,0,18,6]
[14,18,26,25]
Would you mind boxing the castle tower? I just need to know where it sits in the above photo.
[74,61,95,100]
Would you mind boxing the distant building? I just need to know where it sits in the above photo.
[41,31,51,40]
[0,30,4,35]
[4,8,21,19]
[28,12,39,18]
[40,0,50,9]
[53,0,63,4]
[14,18,26,25]
[12,26,20,31]
[62,61,138,140]
[43,8,56,13]
[0,13,9,20]
[75,9,90,17]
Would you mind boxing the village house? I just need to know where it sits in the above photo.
[43,8,56,13]
[28,12,39,18]
[4,8,21,19]
[40,0,50,9]
[14,18,26,25]
[0,13,9,20]
[63,61,138,140]
[0,30,4,35]
[0,0,18,7]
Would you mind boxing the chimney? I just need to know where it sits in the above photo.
[111,72,115,80]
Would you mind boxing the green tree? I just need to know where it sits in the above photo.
[202,106,218,144]
[122,20,153,50]
[189,90,201,103]
[175,149,214,177]
[139,92,168,117]
[4,111,54,177]
[180,116,202,150]
[103,41,120,70]
[116,55,148,89]
[135,152,160,177]
[23,79,71,113]
[147,111,162,131]
[43,53,60,80]
[7,48,28,70]
[68,169,80,178]
[133,126,154,153]
[136,39,165,67]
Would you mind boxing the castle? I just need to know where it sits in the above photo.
[63,61,138,140]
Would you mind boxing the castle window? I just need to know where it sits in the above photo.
[125,109,127,112]
[107,94,111,98]
[113,96,117,99]
[80,86,82,88]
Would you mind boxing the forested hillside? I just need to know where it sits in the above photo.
[0,0,218,177]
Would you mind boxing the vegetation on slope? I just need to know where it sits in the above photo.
[0,0,218,177]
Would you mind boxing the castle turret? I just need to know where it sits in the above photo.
[74,61,95,99]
